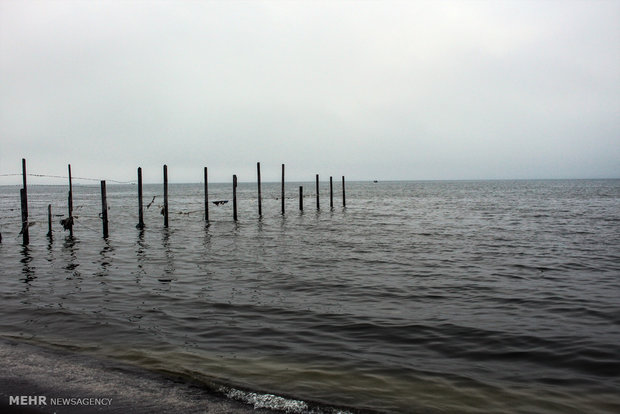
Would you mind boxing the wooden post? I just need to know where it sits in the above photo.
[316,174,319,210]
[68,164,73,237]
[21,158,29,244]
[342,176,346,207]
[330,176,333,209]
[299,186,303,211]
[47,204,52,239]
[22,158,28,214]
[163,164,168,227]
[20,189,29,245]
[137,167,144,229]
[204,167,209,222]
[101,180,109,238]
[281,164,285,215]
[257,162,262,217]
[233,174,238,221]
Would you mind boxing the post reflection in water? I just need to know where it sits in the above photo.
[20,244,35,283]
[135,229,147,283]
[196,225,213,294]
[159,228,174,284]
[62,237,80,279]
[46,237,54,263]
[202,226,212,250]
[97,239,114,278]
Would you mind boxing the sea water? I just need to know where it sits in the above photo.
[1,180,619,413]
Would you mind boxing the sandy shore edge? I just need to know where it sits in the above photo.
[0,337,280,414]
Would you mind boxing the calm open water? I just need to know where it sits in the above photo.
[1,180,619,413]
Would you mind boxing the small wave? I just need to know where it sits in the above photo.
[220,387,311,413]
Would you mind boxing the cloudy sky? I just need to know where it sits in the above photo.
[1,0,618,184]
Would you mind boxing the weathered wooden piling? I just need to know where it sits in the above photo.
[101,180,109,238]
[281,164,285,215]
[47,204,52,239]
[233,174,238,221]
[204,167,209,222]
[163,164,169,227]
[21,158,29,245]
[6,160,349,234]
[137,167,145,229]
[20,189,29,245]
[316,174,320,210]
[330,176,334,209]
[257,162,262,217]
[68,164,74,237]
[22,158,28,212]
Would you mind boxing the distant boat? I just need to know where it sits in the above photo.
[373,180,378,183]
[212,200,228,206]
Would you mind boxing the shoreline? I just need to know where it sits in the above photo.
[0,337,301,414]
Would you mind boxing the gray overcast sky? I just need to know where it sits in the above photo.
[1,0,619,184]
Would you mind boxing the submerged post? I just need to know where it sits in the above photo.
[20,189,29,245]
[316,174,319,210]
[47,204,52,239]
[137,167,144,229]
[21,158,29,245]
[281,163,285,215]
[299,186,303,211]
[233,174,238,221]
[204,167,209,222]
[163,164,169,227]
[257,162,262,217]
[330,176,333,209]
[68,164,73,237]
[342,176,346,207]
[101,180,109,238]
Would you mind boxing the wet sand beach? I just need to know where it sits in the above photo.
[0,338,283,414]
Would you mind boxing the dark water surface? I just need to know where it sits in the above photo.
[1,180,619,413]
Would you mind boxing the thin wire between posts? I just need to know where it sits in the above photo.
[0,173,135,184]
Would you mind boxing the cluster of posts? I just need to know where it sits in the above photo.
[10,159,346,245]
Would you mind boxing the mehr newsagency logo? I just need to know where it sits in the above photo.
[9,395,113,407]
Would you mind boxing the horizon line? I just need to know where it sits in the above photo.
[1,177,619,186]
